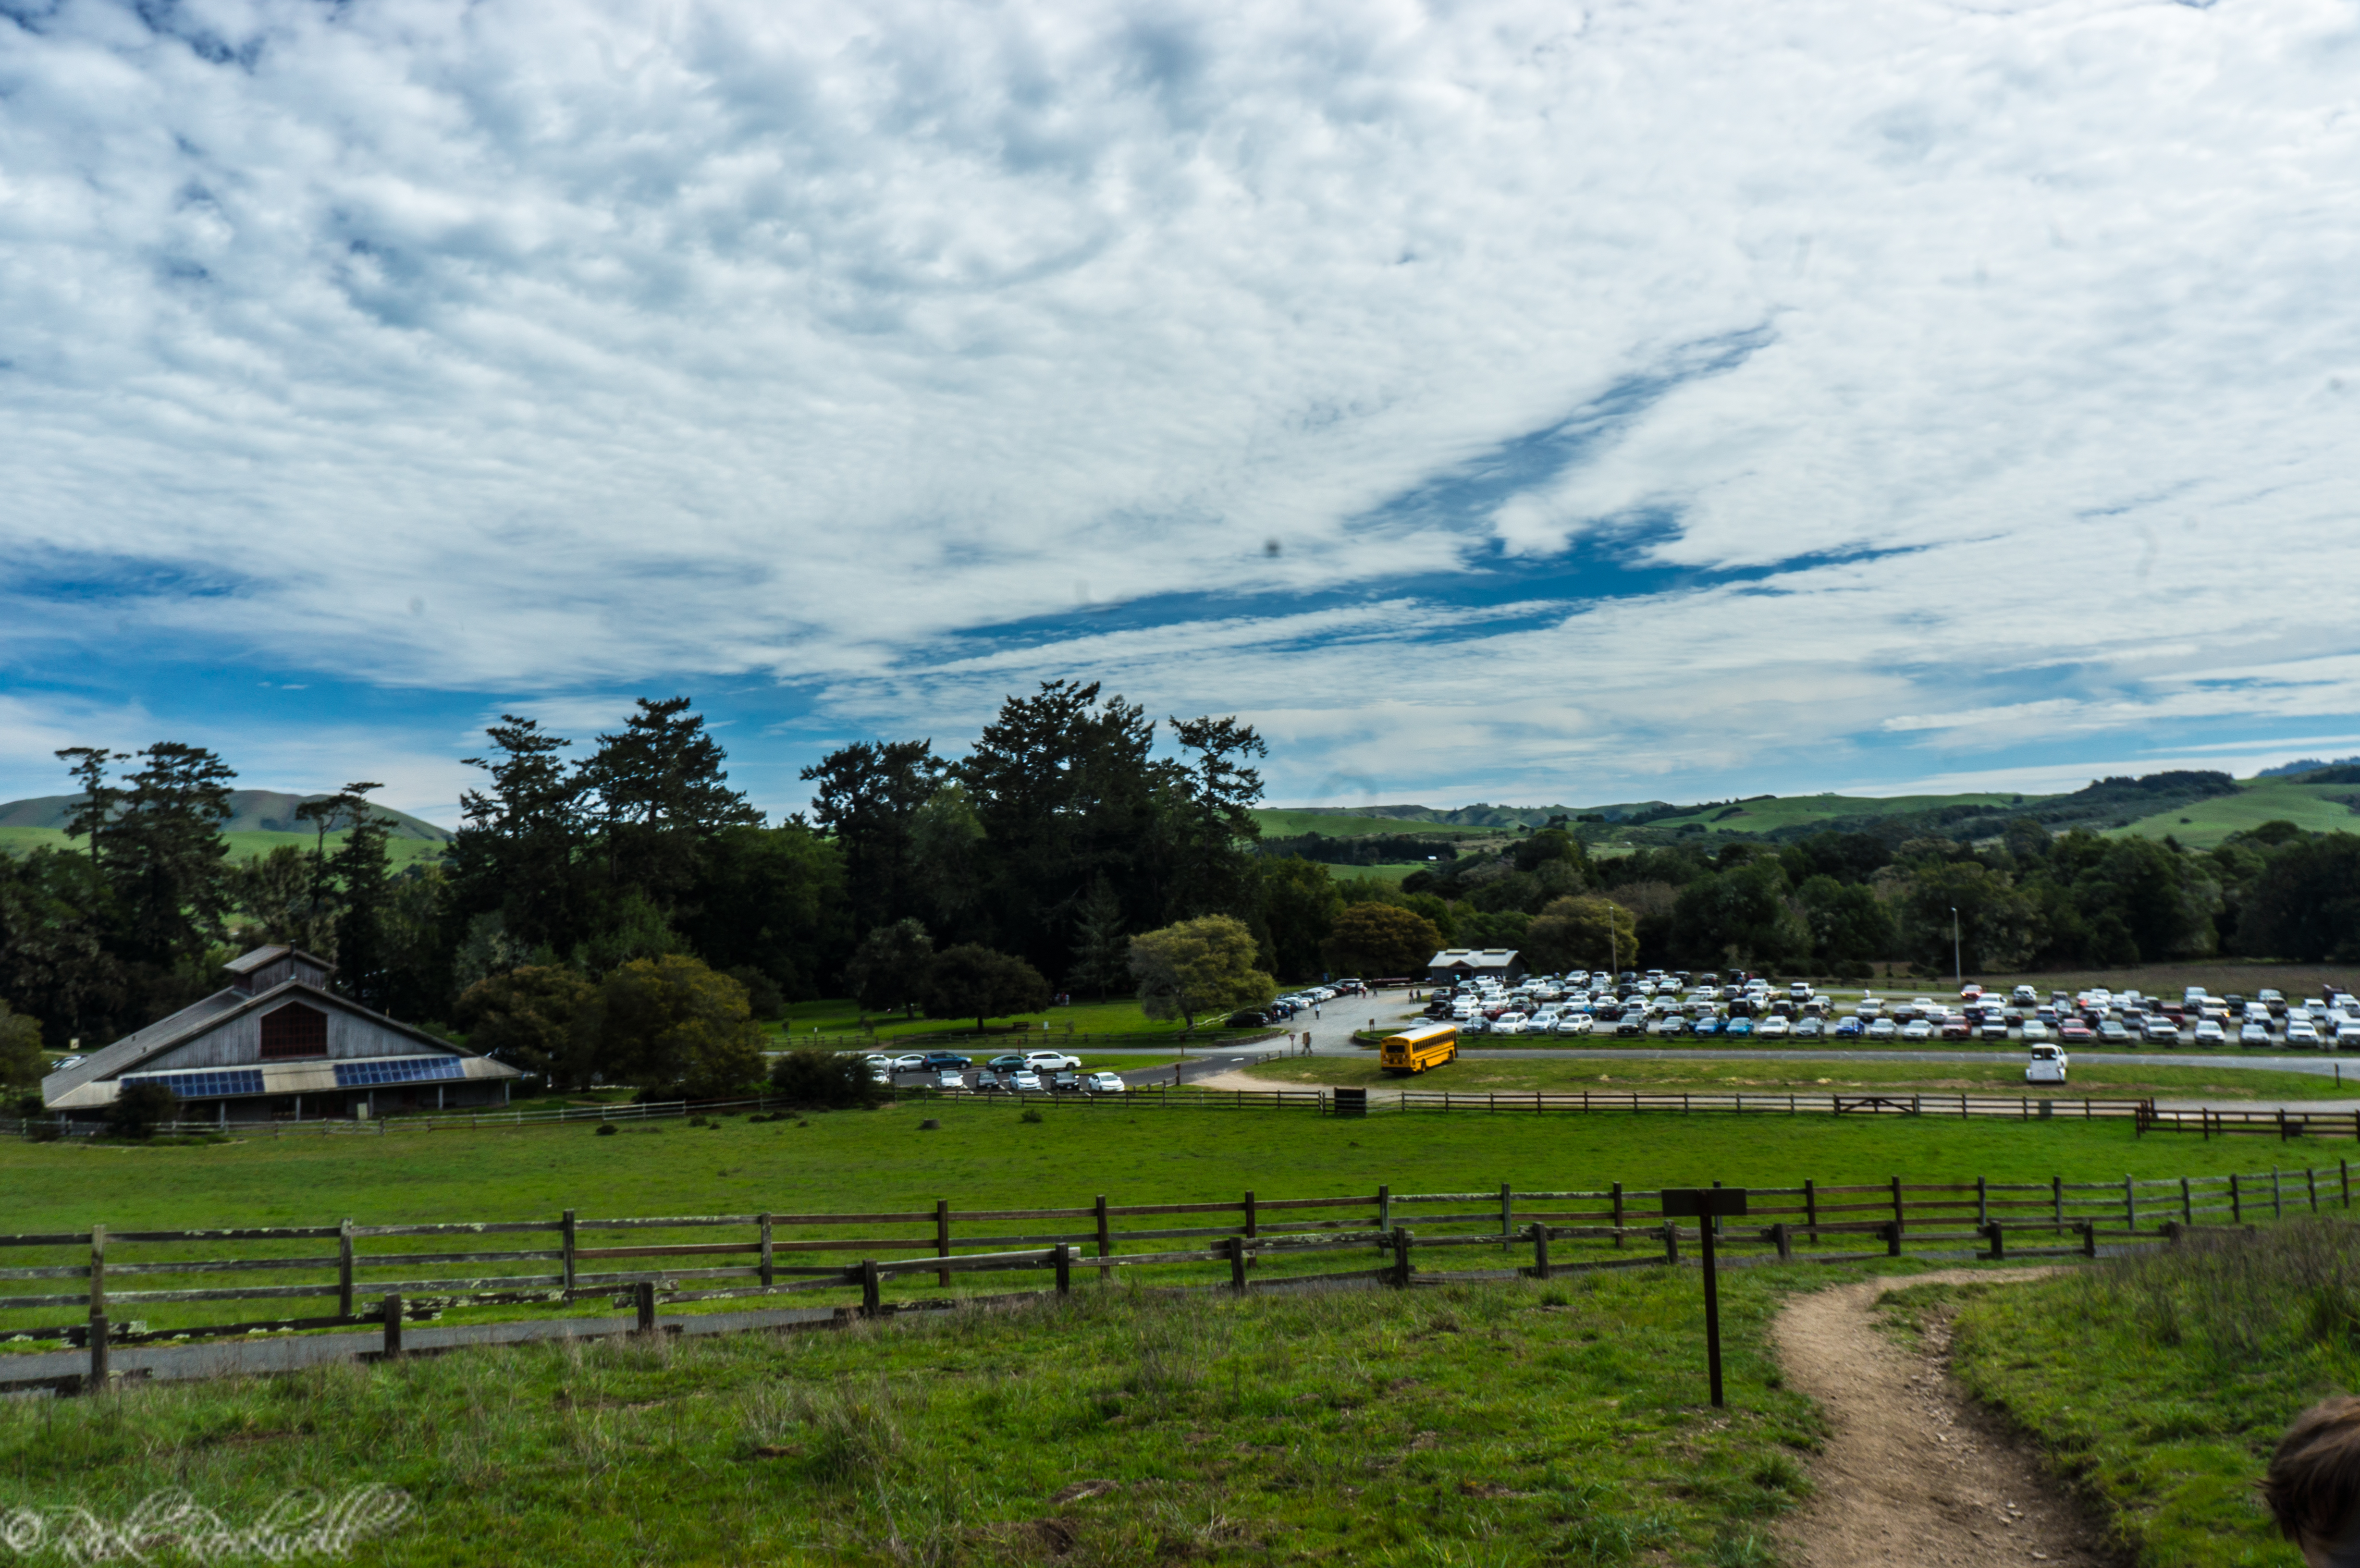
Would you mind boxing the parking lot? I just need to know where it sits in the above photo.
[1424,969,2360,1053]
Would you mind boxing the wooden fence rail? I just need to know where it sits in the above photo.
[7,1158,2354,1386]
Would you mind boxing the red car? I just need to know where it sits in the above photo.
[2058,1021,2095,1044]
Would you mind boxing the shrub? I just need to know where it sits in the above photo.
[768,1049,879,1110]
[106,1080,180,1141]
[594,1122,618,1136]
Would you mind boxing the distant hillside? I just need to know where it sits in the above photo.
[0,790,450,842]
[2258,756,2360,779]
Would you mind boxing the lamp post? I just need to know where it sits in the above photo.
[1951,907,1961,987]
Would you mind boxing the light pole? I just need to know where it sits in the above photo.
[1951,907,1961,987]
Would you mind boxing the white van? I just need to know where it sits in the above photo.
[2025,1043,2068,1085]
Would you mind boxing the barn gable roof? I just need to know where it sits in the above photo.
[41,977,480,1105]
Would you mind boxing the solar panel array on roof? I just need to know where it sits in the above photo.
[333,1057,466,1088]
[122,1068,266,1099]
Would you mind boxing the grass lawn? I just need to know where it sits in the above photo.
[1902,1219,2360,1566]
[0,1260,1879,1567]
[2111,777,2360,849]
[0,824,447,869]
[1245,1055,2357,1101]
[767,997,1276,1044]
[1248,809,1499,839]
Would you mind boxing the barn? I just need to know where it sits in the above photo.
[1426,947,1525,985]
[41,945,519,1124]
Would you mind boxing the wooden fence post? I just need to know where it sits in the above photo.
[759,1213,774,1290]
[2079,1222,2097,1258]
[1390,1227,1414,1288]
[1245,1190,1257,1240]
[1661,1221,1681,1265]
[86,1311,109,1390]
[383,1292,404,1358]
[1378,1184,1392,1231]
[1804,1179,1817,1241]
[938,1200,954,1288]
[1976,1177,1987,1228]
[1890,1176,1904,1233]
[2274,1168,2284,1220]
[860,1260,882,1317]
[561,1210,577,1297]
[339,1219,356,1317]
[2310,1169,2320,1213]
[1227,1236,1248,1292]
[1884,1220,1903,1258]
[87,1222,105,1326]
[1500,1182,1513,1243]
[1093,1195,1110,1281]
[1056,1244,1072,1296]
[2181,1179,2192,1227]
[2052,1176,2063,1235]
[2124,1175,2136,1232]
[635,1280,656,1334]
[2346,1159,2353,1209]
[1611,1182,1625,1248]
[1532,1224,1552,1280]
[2231,1172,2242,1225]
[1772,1222,1792,1262]
[1982,1222,2004,1262]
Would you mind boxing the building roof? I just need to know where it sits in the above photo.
[41,946,507,1107]
[1427,948,1521,968]
[221,944,335,975]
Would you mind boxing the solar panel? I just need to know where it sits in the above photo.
[333,1056,467,1088]
[123,1069,266,1099]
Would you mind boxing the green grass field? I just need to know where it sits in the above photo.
[0,825,449,869]
[1915,1219,2360,1567]
[2111,777,2360,848]
[1635,792,2023,837]
[766,998,1274,1044]
[1245,1054,2353,1101]
[0,1257,1873,1567]
[1248,809,1500,840]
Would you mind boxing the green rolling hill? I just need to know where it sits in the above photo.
[2109,777,2360,848]
[0,789,452,866]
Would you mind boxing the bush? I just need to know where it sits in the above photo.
[106,1080,180,1141]
[768,1049,879,1110]
[594,1122,618,1136]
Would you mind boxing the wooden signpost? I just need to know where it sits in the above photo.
[1659,1187,1749,1407]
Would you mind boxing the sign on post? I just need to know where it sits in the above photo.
[1659,1187,1749,1408]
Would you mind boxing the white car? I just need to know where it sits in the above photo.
[2020,1021,2049,1043]
[1901,1019,1933,1041]
[1009,1070,1044,1091]
[1023,1050,1082,1071]
[2025,1043,2068,1084]
[1551,1014,1595,1036]
[935,1068,967,1090]
[1756,1016,1791,1040]
[891,1053,928,1073]
[1867,1018,1897,1040]
[2240,1020,2272,1046]
[2290,1019,2323,1047]
[2192,1019,2226,1046]
[1490,1013,1529,1035]
[1083,1071,1127,1093]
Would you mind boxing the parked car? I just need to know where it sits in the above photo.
[2240,1019,2273,1046]
[1051,1070,1083,1091]
[1615,1014,1648,1037]
[1656,1015,1690,1037]
[2141,1018,2180,1043]
[934,1068,967,1090]
[1756,1016,1791,1040]
[1867,1018,1897,1040]
[2025,1043,2068,1085]
[1024,1050,1082,1071]
[1009,1070,1044,1091]
[2096,1019,2130,1043]
[1552,1013,1596,1036]
[986,1053,1030,1072]
[2011,984,2040,1004]
[1979,1020,2012,1041]
[891,1053,929,1073]
[1901,1019,1932,1041]
[1834,1017,1863,1039]
[1692,1016,1724,1038]
[1724,1017,1755,1038]
[1491,1012,1531,1036]
[2020,1021,2049,1043]
[1224,1011,1270,1028]
[1084,1071,1127,1093]
[2260,988,2288,1016]
[1792,1017,1825,1039]
[2288,1018,2323,1047]
[2192,1019,2226,1046]
[922,1052,973,1070]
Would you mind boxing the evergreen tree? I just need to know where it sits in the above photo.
[1068,880,1130,1000]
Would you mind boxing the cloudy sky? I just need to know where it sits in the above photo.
[4,0,2358,825]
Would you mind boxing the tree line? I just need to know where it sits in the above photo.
[16,721,2360,1104]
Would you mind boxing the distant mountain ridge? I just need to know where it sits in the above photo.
[2259,756,2360,778]
[0,791,451,842]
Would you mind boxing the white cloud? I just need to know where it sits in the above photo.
[3,0,2359,811]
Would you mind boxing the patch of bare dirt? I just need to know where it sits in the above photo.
[1773,1269,2117,1568]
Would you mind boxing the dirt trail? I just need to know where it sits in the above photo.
[1774,1269,2114,1568]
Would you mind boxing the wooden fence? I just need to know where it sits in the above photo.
[8,1159,2353,1390]
[17,1084,2360,1143]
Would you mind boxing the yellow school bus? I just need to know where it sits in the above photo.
[1379,1022,1459,1076]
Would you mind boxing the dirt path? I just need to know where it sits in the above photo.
[1774,1269,2114,1567]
